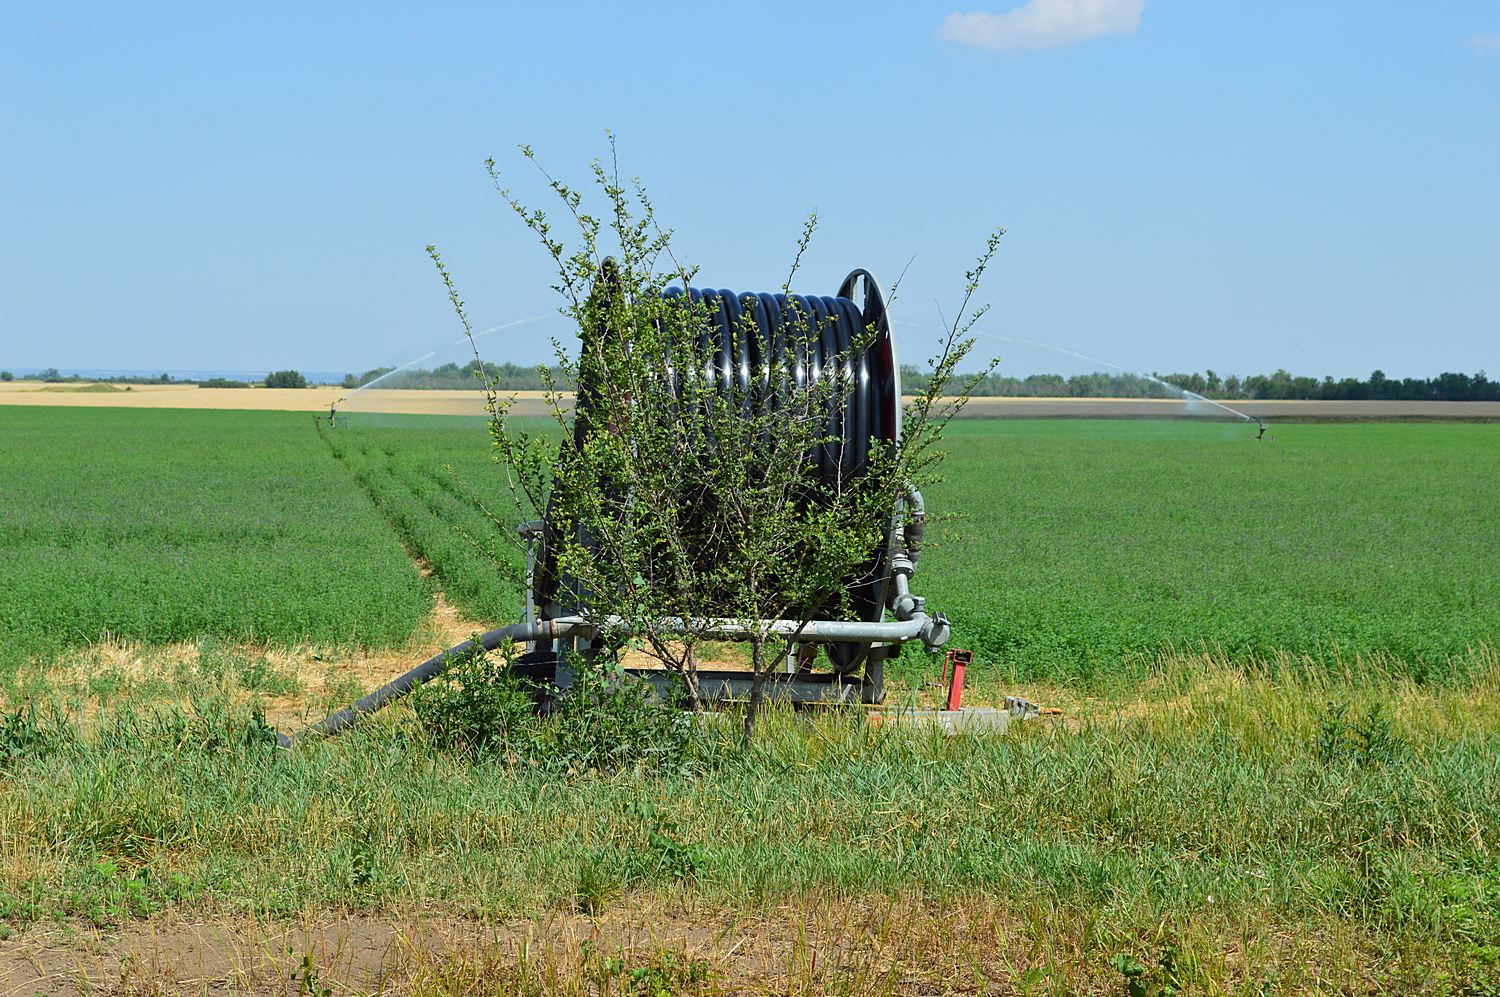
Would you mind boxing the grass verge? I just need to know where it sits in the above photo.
[1,651,1496,993]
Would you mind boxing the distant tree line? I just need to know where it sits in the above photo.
[5,369,298,389]
[263,369,307,389]
[900,366,1499,402]
[14,368,182,385]
[906,369,1175,399]
[1156,368,1499,402]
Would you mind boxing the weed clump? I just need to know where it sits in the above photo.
[574,801,705,913]
[410,641,533,755]
[534,653,699,776]
[412,645,700,775]
[0,704,74,769]
[1315,700,1405,768]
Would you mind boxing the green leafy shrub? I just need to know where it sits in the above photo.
[535,653,699,775]
[411,641,534,755]
[1316,700,1405,768]
[413,646,699,774]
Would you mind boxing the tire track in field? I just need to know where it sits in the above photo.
[316,427,517,630]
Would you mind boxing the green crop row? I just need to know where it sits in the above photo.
[0,408,431,672]
[324,418,525,627]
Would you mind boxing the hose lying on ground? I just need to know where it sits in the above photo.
[277,621,557,747]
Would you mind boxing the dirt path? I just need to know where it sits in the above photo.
[0,896,1075,996]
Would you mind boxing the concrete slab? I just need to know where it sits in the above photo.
[866,697,1041,734]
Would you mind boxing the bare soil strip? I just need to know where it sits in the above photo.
[0,902,1015,997]
[5,382,1497,419]
[0,894,1340,997]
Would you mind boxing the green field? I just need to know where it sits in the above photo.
[323,416,525,627]
[322,413,1500,685]
[0,408,431,672]
[925,419,1500,682]
[3,406,1498,993]
[5,407,1498,679]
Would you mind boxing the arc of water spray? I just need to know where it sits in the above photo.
[335,313,554,407]
[335,349,437,406]
[455,313,553,350]
[974,332,1256,423]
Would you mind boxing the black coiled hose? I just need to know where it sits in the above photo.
[538,273,901,672]
[664,287,892,487]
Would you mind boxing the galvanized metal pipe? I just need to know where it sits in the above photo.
[282,611,948,745]
[889,556,918,620]
[902,483,926,566]
[279,618,578,746]
[582,612,940,644]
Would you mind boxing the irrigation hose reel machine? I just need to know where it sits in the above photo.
[294,269,952,743]
[518,268,951,706]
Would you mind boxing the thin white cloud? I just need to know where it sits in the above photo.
[937,0,1144,52]
[1468,33,1500,53]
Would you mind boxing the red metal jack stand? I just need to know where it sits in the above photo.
[941,649,971,711]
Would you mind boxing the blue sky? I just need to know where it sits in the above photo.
[2,1,1496,379]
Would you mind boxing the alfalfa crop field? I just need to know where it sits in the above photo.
[2,403,1498,995]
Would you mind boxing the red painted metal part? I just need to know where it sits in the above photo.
[944,649,971,712]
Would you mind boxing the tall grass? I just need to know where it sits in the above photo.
[1,652,1496,992]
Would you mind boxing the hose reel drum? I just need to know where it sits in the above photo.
[523,267,949,703]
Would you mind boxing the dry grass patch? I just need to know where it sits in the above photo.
[3,592,485,730]
[0,893,1461,996]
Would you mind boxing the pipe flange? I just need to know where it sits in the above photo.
[920,612,951,652]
